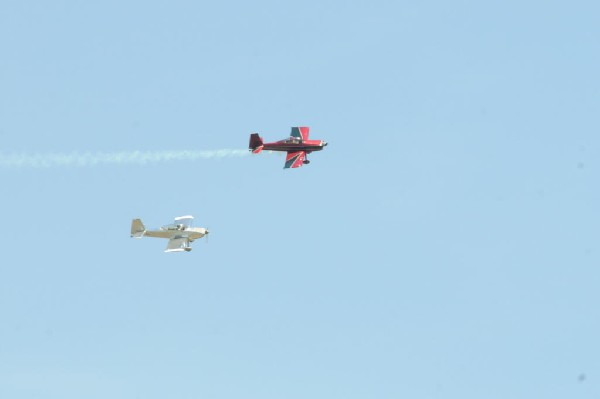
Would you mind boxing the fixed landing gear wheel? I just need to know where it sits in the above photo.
[303,160,310,164]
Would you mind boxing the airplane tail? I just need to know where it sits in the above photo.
[249,133,264,154]
[130,218,146,238]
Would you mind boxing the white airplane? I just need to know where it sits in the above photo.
[130,215,209,252]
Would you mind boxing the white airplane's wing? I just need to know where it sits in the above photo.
[174,215,194,228]
[165,237,191,252]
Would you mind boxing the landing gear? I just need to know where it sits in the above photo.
[303,159,310,164]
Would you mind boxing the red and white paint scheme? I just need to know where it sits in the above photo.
[249,127,328,169]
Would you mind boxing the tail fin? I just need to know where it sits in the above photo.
[249,133,264,154]
[131,219,146,238]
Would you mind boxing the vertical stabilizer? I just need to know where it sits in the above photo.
[249,133,264,153]
[131,219,146,237]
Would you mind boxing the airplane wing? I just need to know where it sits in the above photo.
[174,215,194,228]
[165,237,191,252]
[290,127,309,141]
[284,151,306,169]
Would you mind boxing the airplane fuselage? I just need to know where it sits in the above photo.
[142,227,207,241]
[262,139,327,153]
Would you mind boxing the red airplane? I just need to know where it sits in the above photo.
[249,126,328,168]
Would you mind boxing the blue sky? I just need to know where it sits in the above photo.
[0,1,599,398]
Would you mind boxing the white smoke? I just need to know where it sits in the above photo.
[0,149,250,168]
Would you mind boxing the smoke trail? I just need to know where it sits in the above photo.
[0,149,250,168]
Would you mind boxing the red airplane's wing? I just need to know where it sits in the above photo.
[284,151,306,169]
[290,127,309,141]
